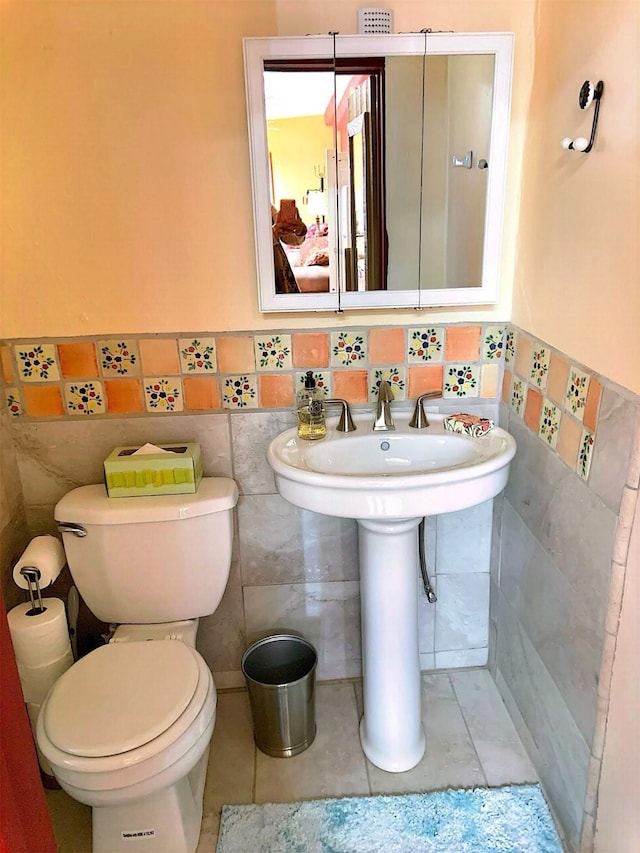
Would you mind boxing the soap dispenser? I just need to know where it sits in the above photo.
[297,371,326,440]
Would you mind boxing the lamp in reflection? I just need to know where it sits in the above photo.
[306,189,327,228]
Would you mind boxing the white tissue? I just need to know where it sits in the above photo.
[132,443,171,455]
[13,535,66,590]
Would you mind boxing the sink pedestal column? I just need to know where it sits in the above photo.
[358,517,425,772]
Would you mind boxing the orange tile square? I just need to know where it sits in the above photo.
[104,379,144,414]
[333,369,369,403]
[369,328,406,365]
[259,374,294,408]
[57,342,99,378]
[407,365,444,398]
[480,364,500,399]
[524,387,543,432]
[557,415,582,469]
[292,333,329,368]
[583,377,602,432]
[445,326,482,361]
[22,385,64,417]
[547,354,569,404]
[514,335,533,381]
[216,336,255,373]
[1,346,15,382]
[139,338,180,375]
[183,376,221,411]
[502,368,513,403]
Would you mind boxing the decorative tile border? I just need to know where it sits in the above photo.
[98,339,139,376]
[64,381,105,415]
[179,337,217,373]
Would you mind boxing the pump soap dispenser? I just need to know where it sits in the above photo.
[297,371,326,440]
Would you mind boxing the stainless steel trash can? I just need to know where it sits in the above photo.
[241,634,317,758]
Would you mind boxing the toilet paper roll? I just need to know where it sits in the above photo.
[26,702,54,777]
[13,535,66,590]
[18,651,74,705]
[8,598,73,668]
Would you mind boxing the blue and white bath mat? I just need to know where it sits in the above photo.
[217,784,563,852]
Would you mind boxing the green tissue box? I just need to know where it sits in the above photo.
[104,442,202,497]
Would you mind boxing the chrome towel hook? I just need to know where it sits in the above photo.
[561,80,604,153]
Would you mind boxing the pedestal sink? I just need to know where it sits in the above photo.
[268,411,516,772]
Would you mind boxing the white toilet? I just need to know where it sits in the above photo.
[36,477,238,853]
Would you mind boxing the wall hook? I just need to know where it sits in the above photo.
[561,80,604,153]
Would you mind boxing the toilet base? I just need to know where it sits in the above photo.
[92,745,210,853]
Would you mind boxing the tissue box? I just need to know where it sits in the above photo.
[104,443,202,498]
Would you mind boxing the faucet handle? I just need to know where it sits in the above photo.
[324,399,356,433]
[409,390,442,429]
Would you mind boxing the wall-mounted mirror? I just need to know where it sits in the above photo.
[244,33,513,312]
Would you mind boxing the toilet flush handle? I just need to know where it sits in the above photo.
[57,522,87,538]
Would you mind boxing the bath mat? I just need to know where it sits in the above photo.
[216,783,563,852]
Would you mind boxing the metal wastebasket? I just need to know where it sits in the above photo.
[241,634,317,758]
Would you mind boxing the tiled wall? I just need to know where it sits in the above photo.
[493,325,640,852]
[1,323,505,419]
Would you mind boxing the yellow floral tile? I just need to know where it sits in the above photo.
[5,387,22,416]
[369,367,407,401]
[530,346,550,390]
[538,398,561,449]
[14,344,60,382]
[254,334,292,370]
[330,331,367,366]
[143,377,183,412]
[295,371,331,397]
[511,377,525,416]
[407,327,444,363]
[222,375,258,409]
[179,337,217,373]
[64,381,105,415]
[565,366,591,422]
[443,364,479,398]
[483,326,505,360]
[98,339,140,376]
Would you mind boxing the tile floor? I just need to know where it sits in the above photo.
[46,668,539,852]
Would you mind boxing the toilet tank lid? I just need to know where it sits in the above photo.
[54,477,238,525]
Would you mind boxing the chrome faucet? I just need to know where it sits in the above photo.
[324,398,356,432]
[373,380,395,431]
[409,390,442,429]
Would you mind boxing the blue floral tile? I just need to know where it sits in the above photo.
[483,326,505,360]
[254,335,292,370]
[330,331,367,366]
[369,367,407,401]
[222,375,258,409]
[64,381,105,415]
[14,344,60,382]
[443,364,479,398]
[565,366,591,422]
[179,337,217,373]
[5,388,22,416]
[530,346,550,390]
[407,328,444,363]
[143,377,183,412]
[504,331,515,365]
[98,339,139,376]
[511,378,525,417]
[577,429,595,480]
[538,398,561,449]
[295,371,331,397]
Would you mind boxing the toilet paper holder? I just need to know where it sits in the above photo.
[20,567,46,616]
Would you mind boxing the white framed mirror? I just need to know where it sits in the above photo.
[244,32,513,312]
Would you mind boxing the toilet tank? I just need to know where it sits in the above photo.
[54,477,238,624]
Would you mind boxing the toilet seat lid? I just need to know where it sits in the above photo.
[43,641,201,758]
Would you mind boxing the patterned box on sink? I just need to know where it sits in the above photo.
[104,442,202,497]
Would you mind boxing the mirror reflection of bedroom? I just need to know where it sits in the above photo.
[264,64,382,295]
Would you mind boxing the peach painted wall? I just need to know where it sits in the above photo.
[512,0,640,395]
[0,0,535,338]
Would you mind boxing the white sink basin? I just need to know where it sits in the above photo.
[268,412,516,520]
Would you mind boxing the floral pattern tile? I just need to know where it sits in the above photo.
[143,377,183,412]
[254,335,292,370]
[14,344,60,382]
[511,378,525,417]
[222,375,258,409]
[483,326,505,360]
[565,366,591,422]
[407,328,444,363]
[330,331,367,366]
[443,364,479,398]
[295,371,331,397]
[530,347,550,390]
[179,337,217,373]
[539,398,561,449]
[577,429,595,480]
[99,340,139,376]
[504,330,515,365]
[5,387,22,416]
[369,367,407,401]
[64,381,105,415]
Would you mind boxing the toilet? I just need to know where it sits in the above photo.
[36,477,238,853]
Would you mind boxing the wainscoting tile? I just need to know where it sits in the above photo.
[588,386,639,512]
[435,573,489,651]
[243,581,361,681]
[197,559,245,676]
[417,576,436,655]
[435,648,488,668]
[230,410,296,496]
[435,500,492,574]
[237,494,358,585]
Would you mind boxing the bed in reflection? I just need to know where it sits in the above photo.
[284,235,330,293]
